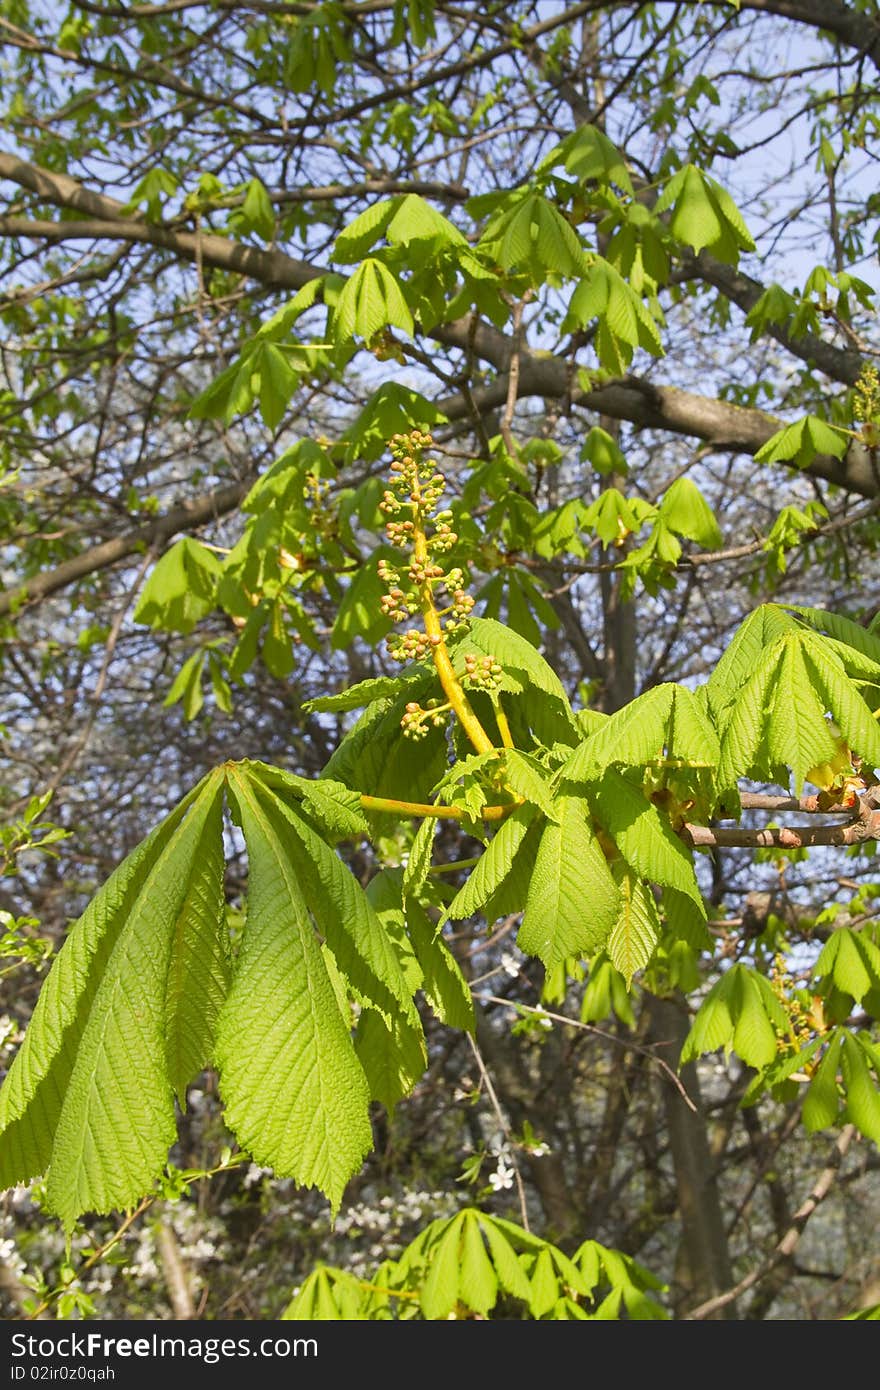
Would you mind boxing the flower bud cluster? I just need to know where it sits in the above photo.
[386,628,441,661]
[400,697,449,741]
[303,472,336,538]
[378,429,475,661]
[463,653,503,691]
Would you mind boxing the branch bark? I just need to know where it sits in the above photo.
[684,1124,858,1320]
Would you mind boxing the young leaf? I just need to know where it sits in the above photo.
[0,773,226,1227]
[802,1032,844,1132]
[445,803,540,923]
[354,1007,427,1113]
[589,769,703,908]
[402,815,436,897]
[754,415,848,469]
[705,604,798,728]
[454,617,568,703]
[767,637,841,792]
[681,964,787,1069]
[659,476,722,549]
[502,749,560,821]
[608,874,661,985]
[405,896,474,1032]
[334,198,400,262]
[304,667,433,714]
[655,163,755,262]
[218,770,373,1212]
[716,638,787,789]
[251,777,419,1028]
[518,797,620,968]
[134,538,222,635]
[842,1035,880,1143]
[787,605,880,667]
[164,788,230,1102]
[814,929,880,1003]
[565,684,675,779]
[801,634,880,774]
[335,257,413,342]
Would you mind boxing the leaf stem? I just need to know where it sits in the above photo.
[360,794,518,823]
[491,693,515,749]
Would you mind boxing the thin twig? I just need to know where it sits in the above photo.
[466,1033,531,1231]
[683,1124,857,1320]
[480,995,698,1111]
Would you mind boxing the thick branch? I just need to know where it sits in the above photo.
[0,480,249,617]
[739,0,880,70]
[437,356,879,499]
[684,806,880,849]
[677,250,866,388]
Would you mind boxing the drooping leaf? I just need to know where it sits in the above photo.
[445,804,540,923]
[814,929,880,1004]
[218,769,373,1212]
[608,874,661,985]
[655,163,755,262]
[659,476,722,549]
[518,796,620,968]
[335,257,414,342]
[134,538,222,635]
[589,769,703,908]
[0,773,226,1227]
[802,1032,844,1132]
[754,415,848,469]
[405,896,474,1032]
[841,1035,880,1143]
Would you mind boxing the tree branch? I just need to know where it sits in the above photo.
[684,1124,858,1320]
[0,479,249,617]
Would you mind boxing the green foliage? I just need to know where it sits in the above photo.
[133,538,222,635]
[755,415,849,469]
[0,772,227,1228]
[281,1208,667,1319]
[655,163,756,262]
[9,566,880,1230]
[681,963,789,1070]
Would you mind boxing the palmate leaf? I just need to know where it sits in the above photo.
[335,256,413,342]
[787,605,880,668]
[453,617,568,702]
[417,1210,546,1320]
[814,929,880,1004]
[841,1035,880,1144]
[245,771,420,1031]
[0,772,226,1228]
[565,682,718,780]
[766,637,841,793]
[717,627,880,791]
[680,963,788,1069]
[501,749,559,821]
[219,769,374,1213]
[405,896,474,1032]
[304,665,433,714]
[251,761,369,841]
[321,693,448,805]
[518,796,620,968]
[801,634,880,775]
[716,638,790,790]
[588,769,704,909]
[705,603,798,728]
